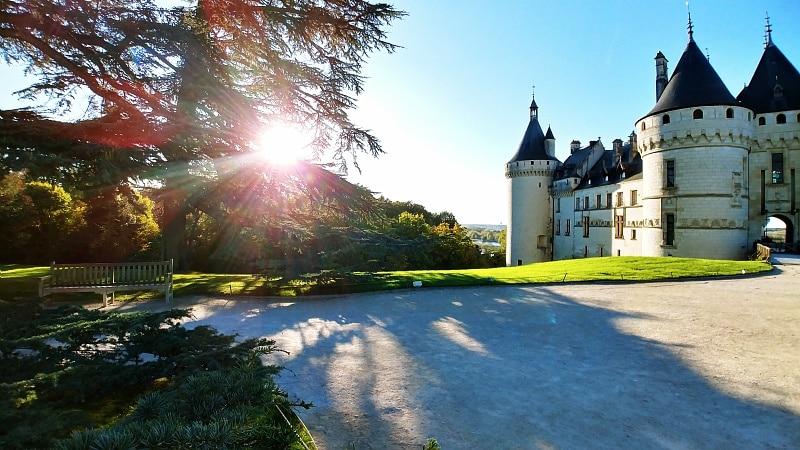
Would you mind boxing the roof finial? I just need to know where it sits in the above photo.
[764,12,773,48]
[686,2,694,42]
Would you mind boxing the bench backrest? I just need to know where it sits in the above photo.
[50,261,173,287]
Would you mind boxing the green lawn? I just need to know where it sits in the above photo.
[1,256,772,302]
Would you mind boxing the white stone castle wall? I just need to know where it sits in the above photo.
[747,110,800,245]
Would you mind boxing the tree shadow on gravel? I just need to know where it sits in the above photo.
[179,285,800,449]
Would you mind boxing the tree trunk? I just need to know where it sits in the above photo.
[161,185,189,270]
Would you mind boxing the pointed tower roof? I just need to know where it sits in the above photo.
[545,126,555,140]
[646,25,737,117]
[736,20,800,114]
[508,97,559,163]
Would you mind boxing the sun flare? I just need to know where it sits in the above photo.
[255,123,313,166]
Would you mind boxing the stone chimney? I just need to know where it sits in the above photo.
[628,131,638,162]
[655,51,669,101]
[613,138,623,165]
[570,140,581,154]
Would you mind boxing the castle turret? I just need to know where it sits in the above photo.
[506,96,561,266]
[635,17,751,260]
[544,126,556,158]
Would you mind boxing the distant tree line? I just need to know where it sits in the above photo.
[0,171,504,271]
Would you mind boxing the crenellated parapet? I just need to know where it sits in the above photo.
[505,166,557,179]
[635,105,753,154]
[638,128,752,154]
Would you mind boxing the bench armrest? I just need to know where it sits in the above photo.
[39,275,52,297]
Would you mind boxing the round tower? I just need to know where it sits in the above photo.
[506,97,560,266]
[636,21,752,260]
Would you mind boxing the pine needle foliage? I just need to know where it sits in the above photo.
[0,300,309,449]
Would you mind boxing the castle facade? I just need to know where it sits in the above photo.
[506,20,800,265]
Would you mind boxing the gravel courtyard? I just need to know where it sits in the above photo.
[119,259,800,449]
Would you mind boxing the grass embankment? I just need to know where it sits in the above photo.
[1,257,772,301]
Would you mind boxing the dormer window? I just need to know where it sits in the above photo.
[662,114,671,124]
[693,109,703,119]
[773,84,784,98]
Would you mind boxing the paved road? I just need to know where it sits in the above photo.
[119,263,800,449]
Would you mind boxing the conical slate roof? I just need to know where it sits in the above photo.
[737,38,800,114]
[647,39,737,116]
[508,114,558,163]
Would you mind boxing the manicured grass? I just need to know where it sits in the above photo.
[2,257,772,302]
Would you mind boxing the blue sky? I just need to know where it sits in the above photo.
[2,1,800,225]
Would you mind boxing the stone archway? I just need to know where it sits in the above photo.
[764,214,795,252]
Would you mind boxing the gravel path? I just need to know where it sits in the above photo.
[117,260,800,449]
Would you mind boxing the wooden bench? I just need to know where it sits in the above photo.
[39,260,174,306]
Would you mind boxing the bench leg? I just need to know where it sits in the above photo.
[102,291,108,307]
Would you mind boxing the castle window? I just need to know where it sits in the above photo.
[631,229,637,240]
[565,219,571,236]
[630,190,638,206]
[726,108,734,119]
[606,193,612,209]
[556,198,561,213]
[614,215,624,239]
[772,153,784,184]
[584,196,589,210]
[616,192,624,207]
[662,114,670,124]
[596,194,602,208]
[777,114,786,124]
[582,216,589,237]
[555,219,561,235]
[576,197,581,210]
[666,160,676,187]
[693,109,703,119]
[797,113,800,123]
[640,122,646,131]
[665,213,675,246]
[758,116,766,126]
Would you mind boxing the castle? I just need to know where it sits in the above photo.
[506,18,800,265]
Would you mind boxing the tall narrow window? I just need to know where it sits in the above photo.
[614,215,624,239]
[556,198,561,213]
[616,192,623,207]
[576,197,581,210]
[565,219,571,236]
[665,213,675,246]
[772,153,784,184]
[555,220,561,235]
[582,216,589,237]
[606,193,612,209]
[584,196,589,210]
[596,194,602,209]
[666,160,676,187]
[630,190,638,206]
